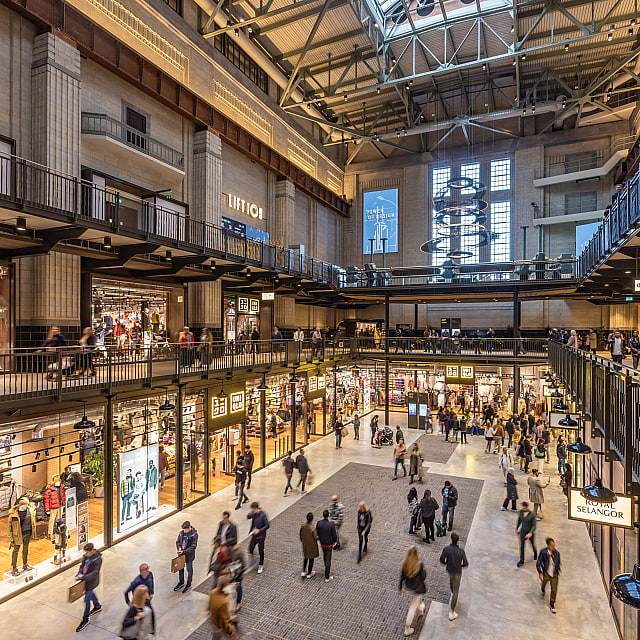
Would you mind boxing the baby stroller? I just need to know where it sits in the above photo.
[373,426,394,447]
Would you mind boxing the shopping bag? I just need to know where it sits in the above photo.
[171,554,186,573]
[68,580,86,603]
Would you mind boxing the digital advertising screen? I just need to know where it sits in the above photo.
[363,188,398,254]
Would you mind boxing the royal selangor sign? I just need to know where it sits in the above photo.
[568,488,633,528]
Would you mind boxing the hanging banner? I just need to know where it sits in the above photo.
[568,489,633,528]
[77,500,89,550]
[363,189,399,254]
[444,365,475,384]
[363,378,371,411]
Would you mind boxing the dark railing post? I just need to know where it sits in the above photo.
[56,349,63,402]
[104,394,114,547]
[260,387,266,469]
[176,384,184,509]
[384,295,390,426]
[147,345,153,386]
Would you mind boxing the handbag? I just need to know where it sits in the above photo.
[559,476,567,489]
[171,554,186,573]
[341,427,349,437]
[119,615,143,639]
[68,580,86,603]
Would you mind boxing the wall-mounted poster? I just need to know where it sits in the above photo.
[77,501,89,550]
[117,443,159,533]
[363,188,398,254]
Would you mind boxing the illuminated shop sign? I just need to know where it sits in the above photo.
[317,376,326,389]
[308,377,318,392]
[445,365,475,384]
[230,391,245,413]
[226,193,264,220]
[568,489,633,528]
[238,297,260,314]
[212,396,228,419]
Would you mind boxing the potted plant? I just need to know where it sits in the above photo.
[82,449,105,498]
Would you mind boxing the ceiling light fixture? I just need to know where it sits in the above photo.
[234,28,240,37]
[564,42,569,51]
[219,386,227,399]
[257,376,268,391]
[608,31,613,41]
[158,391,175,412]
[580,477,617,503]
[74,402,96,430]
[15,217,27,232]
[103,237,112,249]
[567,438,592,454]
[344,94,348,101]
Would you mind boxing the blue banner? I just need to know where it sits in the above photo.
[363,189,398,254]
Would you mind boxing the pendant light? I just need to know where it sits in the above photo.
[257,376,268,391]
[567,438,591,454]
[219,386,228,398]
[553,400,569,411]
[580,478,617,503]
[551,389,562,397]
[74,402,96,430]
[612,564,640,609]
[558,414,578,426]
[158,391,175,412]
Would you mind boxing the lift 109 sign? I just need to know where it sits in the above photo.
[568,488,633,528]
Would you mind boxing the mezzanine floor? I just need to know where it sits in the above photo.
[0,412,619,640]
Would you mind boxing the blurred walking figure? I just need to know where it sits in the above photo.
[398,545,427,636]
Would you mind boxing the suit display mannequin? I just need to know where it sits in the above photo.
[8,497,36,575]
[44,476,66,538]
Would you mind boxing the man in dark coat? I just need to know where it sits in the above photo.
[502,468,518,511]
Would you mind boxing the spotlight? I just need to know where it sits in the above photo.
[521,54,526,60]
[512,59,517,66]
[608,32,613,41]
[60,446,65,453]
[15,217,27,232]
[391,57,397,64]
[402,128,407,136]
[32,464,37,473]
[45,449,49,457]
[50,437,55,444]
[103,237,112,249]
[522,103,526,116]
[409,79,413,86]
[632,18,637,25]
[35,452,41,460]
[532,103,535,113]
[377,86,381,94]
[69,454,73,462]
[482,63,486,70]
[257,376,268,391]
[234,28,240,37]
[564,43,569,51]
[405,83,410,91]
[396,128,400,137]
[629,28,634,36]
[344,94,348,101]
[165,251,172,260]
[510,23,514,32]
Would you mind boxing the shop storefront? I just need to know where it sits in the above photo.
[90,276,185,346]
[223,295,261,344]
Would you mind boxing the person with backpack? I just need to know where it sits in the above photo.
[174,521,198,593]
[419,489,439,543]
[441,481,458,531]
[407,487,420,535]
[398,545,427,636]
[282,451,295,496]
[533,439,546,472]
[356,501,372,563]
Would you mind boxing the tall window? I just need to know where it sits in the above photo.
[490,202,511,262]
[430,157,512,265]
[431,167,451,266]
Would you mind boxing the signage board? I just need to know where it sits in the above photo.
[209,384,247,429]
[444,365,475,384]
[363,188,398,254]
[568,488,633,528]
[222,215,270,244]
[543,385,565,397]
[363,378,371,411]
[65,487,77,533]
[635,279,640,292]
[77,500,89,549]
[225,193,264,220]
[262,292,275,301]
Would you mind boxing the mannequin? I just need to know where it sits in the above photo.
[8,497,36,575]
[44,475,66,538]
[51,518,68,565]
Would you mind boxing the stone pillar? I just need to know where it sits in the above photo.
[188,130,223,336]
[16,33,82,347]
[272,179,296,329]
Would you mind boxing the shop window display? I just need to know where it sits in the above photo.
[0,409,105,593]
[264,374,295,462]
[224,295,260,345]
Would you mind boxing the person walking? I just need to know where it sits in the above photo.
[522,435,533,473]
[243,445,255,490]
[300,512,319,578]
[439,532,469,621]
[533,439,546,473]
[484,424,495,453]
[408,443,424,484]
[282,451,295,496]
[498,447,513,482]
[458,415,467,443]
[74,543,103,632]
[329,495,344,549]
[493,421,505,453]
[356,501,372,563]
[607,328,626,365]
[335,416,344,449]
[370,414,379,445]
[398,545,427,636]
[295,448,311,494]
[537,537,561,614]
[353,413,361,439]
[174,521,198,593]
[392,438,408,480]
[316,509,338,581]
[556,438,567,475]
[227,543,245,619]
[419,490,439,544]
[247,502,269,574]
[407,487,420,534]
[441,481,458,531]
[561,462,572,505]
[502,468,518,511]
[124,563,154,608]
[119,585,154,639]
[541,424,551,463]
[208,573,236,639]
[215,511,238,548]
[528,469,549,519]
[505,416,515,449]
[232,456,248,510]
[588,328,598,354]
[395,425,405,444]
[516,501,537,567]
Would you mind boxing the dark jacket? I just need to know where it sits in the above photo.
[505,420,514,434]
[536,547,561,576]
[300,522,319,558]
[244,450,255,470]
[124,572,155,604]
[441,485,458,508]
[522,439,532,457]
[216,520,238,547]
[234,463,247,485]
[419,496,439,520]
[70,479,89,502]
[357,509,372,534]
[395,428,404,444]
[516,510,536,536]
[295,454,310,475]
[79,550,102,590]
[399,562,426,594]
[316,518,338,547]
[282,457,295,474]
[439,544,469,574]
[248,510,270,540]
[176,527,199,562]
[506,472,518,501]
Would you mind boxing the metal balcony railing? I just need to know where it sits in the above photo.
[0,153,343,287]
[548,341,640,482]
[81,113,185,170]
[576,171,640,279]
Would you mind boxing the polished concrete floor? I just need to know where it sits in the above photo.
[0,412,620,640]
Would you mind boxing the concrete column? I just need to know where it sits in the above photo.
[273,179,296,329]
[188,130,224,335]
[16,33,82,347]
